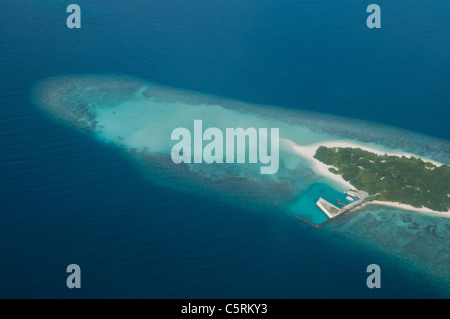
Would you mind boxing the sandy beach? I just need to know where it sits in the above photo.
[281,139,356,190]
[282,138,449,217]
[355,200,450,218]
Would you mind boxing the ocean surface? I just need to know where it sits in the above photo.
[1,0,449,298]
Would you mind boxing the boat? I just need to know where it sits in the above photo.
[346,196,355,201]
[345,190,358,200]
[336,199,345,206]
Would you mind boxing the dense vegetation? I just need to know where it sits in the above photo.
[314,146,450,212]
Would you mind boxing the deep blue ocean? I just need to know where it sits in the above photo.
[1,0,449,298]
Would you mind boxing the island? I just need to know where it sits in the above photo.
[32,74,450,221]
[314,146,450,212]
[282,139,450,221]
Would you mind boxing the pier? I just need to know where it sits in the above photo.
[316,197,341,218]
[296,216,330,228]
[297,190,370,228]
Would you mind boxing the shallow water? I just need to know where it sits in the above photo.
[32,74,450,295]
[325,206,450,296]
